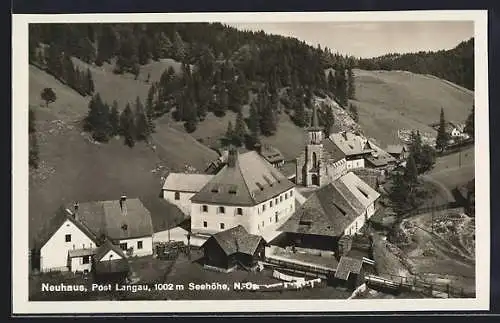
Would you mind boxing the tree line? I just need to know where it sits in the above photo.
[358,38,474,91]
[29,23,358,147]
[84,93,154,147]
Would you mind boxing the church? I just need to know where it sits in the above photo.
[295,106,374,187]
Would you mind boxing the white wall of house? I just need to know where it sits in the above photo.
[40,219,96,272]
[366,202,375,219]
[346,158,365,170]
[191,188,296,235]
[344,213,367,236]
[118,236,153,257]
[70,256,92,273]
[163,190,195,215]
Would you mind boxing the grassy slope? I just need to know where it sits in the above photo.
[353,69,474,147]
[28,63,217,246]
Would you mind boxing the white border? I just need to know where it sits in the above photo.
[12,10,489,314]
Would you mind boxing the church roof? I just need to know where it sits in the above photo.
[190,150,295,206]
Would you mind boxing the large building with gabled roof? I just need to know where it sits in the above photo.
[188,148,296,236]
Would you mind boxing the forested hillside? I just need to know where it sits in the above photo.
[29,23,358,150]
[358,38,474,91]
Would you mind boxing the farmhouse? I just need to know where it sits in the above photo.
[190,148,296,235]
[36,196,153,272]
[278,172,380,254]
[385,144,409,161]
[162,173,214,215]
[201,225,266,272]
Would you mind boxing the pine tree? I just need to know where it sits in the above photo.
[109,100,120,137]
[233,111,247,147]
[138,35,152,65]
[464,107,474,139]
[347,67,355,99]
[390,173,411,215]
[323,105,335,136]
[404,153,418,187]
[247,101,260,134]
[86,93,110,142]
[145,85,156,133]
[172,31,186,62]
[335,68,348,107]
[349,103,359,122]
[436,108,449,151]
[40,88,57,108]
[259,91,277,136]
[86,68,95,95]
[225,121,234,143]
[155,32,172,60]
[134,96,149,141]
[46,43,63,79]
[120,103,136,147]
[327,70,336,93]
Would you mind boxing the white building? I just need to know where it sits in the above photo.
[166,149,296,236]
[36,196,154,272]
[162,173,214,215]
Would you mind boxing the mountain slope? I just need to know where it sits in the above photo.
[352,69,474,146]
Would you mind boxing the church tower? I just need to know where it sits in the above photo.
[302,105,324,186]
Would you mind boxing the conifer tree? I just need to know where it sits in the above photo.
[86,68,95,95]
[259,91,277,136]
[436,108,449,152]
[29,108,39,169]
[335,68,348,107]
[172,31,186,62]
[109,100,120,137]
[323,105,335,136]
[349,103,359,123]
[464,107,474,139]
[145,85,156,133]
[134,96,149,141]
[120,103,136,147]
[404,153,418,187]
[40,88,57,108]
[347,67,355,99]
[233,111,247,147]
[225,121,234,142]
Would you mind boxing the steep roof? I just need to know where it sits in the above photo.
[203,225,264,256]
[95,239,127,261]
[386,144,406,155]
[162,173,214,192]
[334,256,363,280]
[329,132,373,157]
[279,172,379,237]
[322,138,347,162]
[190,151,295,206]
[100,199,154,240]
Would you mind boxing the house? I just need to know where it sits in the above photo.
[278,172,380,254]
[36,196,153,272]
[333,256,366,289]
[189,148,296,236]
[162,173,214,215]
[201,225,266,272]
[257,144,285,168]
[295,106,373,188]
[385,145,409,161]
[93,240,130,283]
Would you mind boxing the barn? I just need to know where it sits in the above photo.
[201,225,266,272]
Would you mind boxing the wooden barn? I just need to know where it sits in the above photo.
[92,240,130,283]
[201,225,266,272]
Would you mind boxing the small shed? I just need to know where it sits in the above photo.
[333,256,365,289]
[93,240,130,283]
[201,225,266,272]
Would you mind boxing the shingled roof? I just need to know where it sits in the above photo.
[334,256,363,280]
[162,173,214,193]
[203,225,265,256]
[95,239,127,261]
[190,150,295,206]
[279,172,379,237]
[36,197,154,249]
[329,132,374,157]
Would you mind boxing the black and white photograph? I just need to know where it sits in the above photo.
[12,10,490,314]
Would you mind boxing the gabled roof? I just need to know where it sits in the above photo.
[337,172,381,209]
[334,256,363,280]
[191,151,295,206]
[95,239,126,261]
[279,172,380,237]
[36,207,98,249]
[162,173,214,192]
[329,132,373,157]
[68,248,97,258]
[321,138,347,162]
[202,225,265,256]
[386,144,406,155]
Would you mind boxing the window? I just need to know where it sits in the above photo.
[218,206,225,214]
[285,193,288,199]
[262,204,266,212]
[174,192,180,200]
[270,201,273,207]
[290,190,293,197]
[236,208,243,215]
[82,256,90,264]
[203,221,208,228]
[202,205,208,212]
[280,196,283,203]
[82,244,85,248]
[275,198,278,205]
[262,221,265,227]
[220,223,225,230]
[120,243,128,251]
[65,234,71,242]
[137,241,143,249]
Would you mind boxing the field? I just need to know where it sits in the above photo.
[427,147,475,190]
[28,64,217,247]
[353,69,474,147]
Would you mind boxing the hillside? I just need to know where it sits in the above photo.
[358,38,474,91]
[352,69,474,147]
[29,65,217,245]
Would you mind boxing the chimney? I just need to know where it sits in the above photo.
[342,131,348,141]
[120,195,127,215]
[73,202,79,219]
[227,146,238,168]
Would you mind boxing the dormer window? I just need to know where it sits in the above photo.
[174,192,180,200]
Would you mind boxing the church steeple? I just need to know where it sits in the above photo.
[307,105,323,144]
